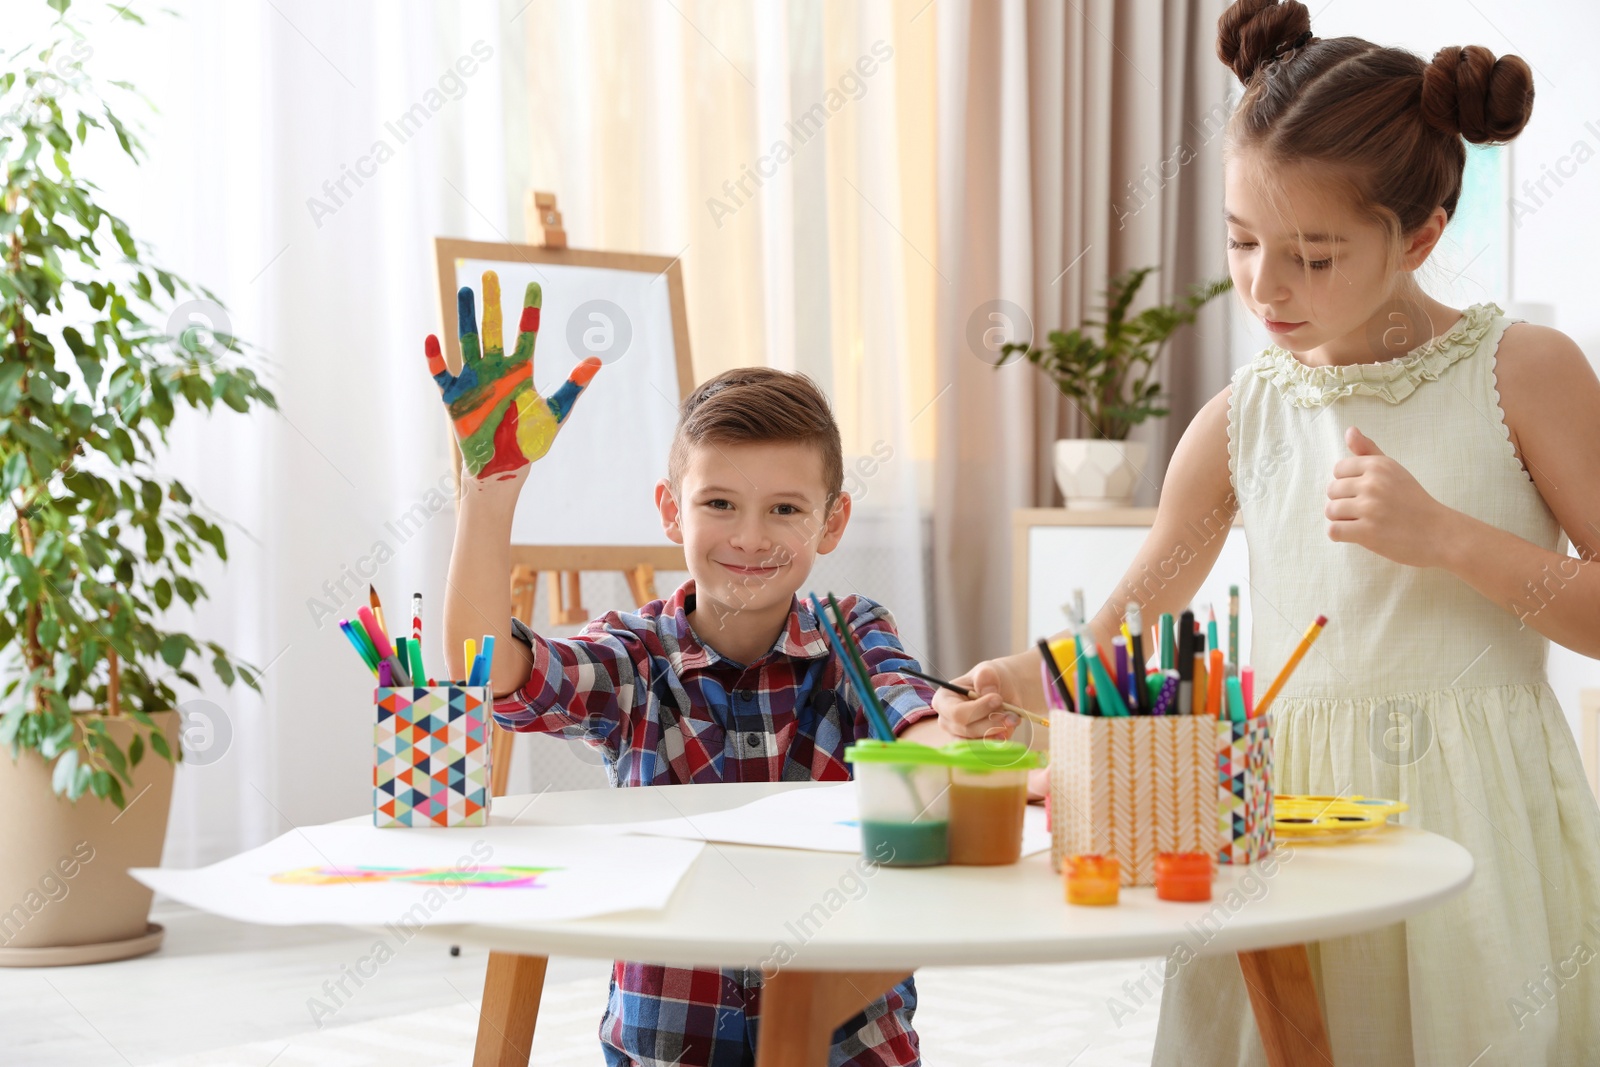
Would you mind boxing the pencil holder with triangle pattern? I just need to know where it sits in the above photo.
[1216,716,1273,865]
[374,686,493,827]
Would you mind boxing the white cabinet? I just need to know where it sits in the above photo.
[1010,508,1251,655]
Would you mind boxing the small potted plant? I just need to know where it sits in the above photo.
[0,0,274,965]
[999,267,1231,508]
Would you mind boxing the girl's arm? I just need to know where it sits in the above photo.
[1444,325,1600,656]
[932,386,1239,738]
[1325,324,1600,658]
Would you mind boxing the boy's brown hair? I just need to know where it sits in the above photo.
[667,368,845,506]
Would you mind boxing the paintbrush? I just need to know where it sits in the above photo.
[898,666,1050,728]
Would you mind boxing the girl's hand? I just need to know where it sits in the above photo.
[930,660,1022,741]
[426,270,602,480]
[1325,426,1452,567]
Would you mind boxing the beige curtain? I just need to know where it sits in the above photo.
[933,0,1233,669]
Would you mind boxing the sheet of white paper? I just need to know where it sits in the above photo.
[616,783,1053,857]
[132,824,703,926]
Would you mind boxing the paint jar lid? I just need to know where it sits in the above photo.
[939,739,1047,772]
[844,739,951,767]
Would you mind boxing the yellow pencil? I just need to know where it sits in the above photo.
[464,638,476,681]
[1254,614,1328,717]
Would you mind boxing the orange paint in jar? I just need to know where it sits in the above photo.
[1155,851,1213,901]
[940,740,1046,866]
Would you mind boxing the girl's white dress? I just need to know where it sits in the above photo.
[1153,302,1600,1065]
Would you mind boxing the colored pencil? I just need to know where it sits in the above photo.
[339,619,379,675]
[1074,633,1093,716]
[1255,614,1328,717]
[1241,665,1255,717]
[809,593,893,741]
[464,638,477,682]
[1194,647,1209,718]
[1208,648,1225,719]
[1228,585,1240,666]
[1032,641,1073,717]
[1077,628,1129,717]
[1226,674,1246,723]
[369,585,388,645]
[1160,612,1175,671]
[1127,603,1149,714]
[478,636,496,686]
[1206,607,1219,660]
[394,637,411,686]
[1176,610,1195,715]
[408,638,426,689]
[905,663,1051,727]
[827,594,899,740]
[357,606,407,686]
[411,592,422,646]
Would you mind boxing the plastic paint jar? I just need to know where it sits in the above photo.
[1155,851,1214,902]
[844,740,951,866]
[941,740,1047,865]
[1065,854,1120,905]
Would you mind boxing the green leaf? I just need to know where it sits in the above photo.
[128,731,144,767]
[148,729,172,761]
[159,634,187,667]
[51,748,80,796]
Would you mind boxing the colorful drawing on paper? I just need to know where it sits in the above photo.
[270,865,562,888]
[426,269,602,478]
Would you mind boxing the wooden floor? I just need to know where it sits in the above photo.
[0,902,1168,1065]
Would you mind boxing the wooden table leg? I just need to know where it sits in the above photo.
[472,951,548,1067]
[756,969,912,1067]
[1237,944,1334,1066]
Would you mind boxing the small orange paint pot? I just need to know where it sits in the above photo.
[1155,851,1214,902]
[1065,854,1120,906]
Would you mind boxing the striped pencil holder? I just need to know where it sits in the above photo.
[374,685,493,828]
[1049,715,1215,886]
[1216,716,1273,865]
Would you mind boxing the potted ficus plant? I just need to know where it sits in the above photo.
[999,267,1231,508]
[0,0,274,965]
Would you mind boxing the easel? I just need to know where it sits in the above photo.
[436,198,695,1065]
[479,190,691,797]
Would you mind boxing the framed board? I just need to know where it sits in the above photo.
[432,238,694,571]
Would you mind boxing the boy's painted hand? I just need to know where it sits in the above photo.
[425,270,602,480]
[1325,426,1452,567]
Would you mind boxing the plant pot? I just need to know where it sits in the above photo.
[0,710,179,966]
[1053,438,1149,509]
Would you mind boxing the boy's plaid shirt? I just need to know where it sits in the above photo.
[495,579,935,1066]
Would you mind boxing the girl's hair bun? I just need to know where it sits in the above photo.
[1421,45,1534,144]
[1216,0,1315,84]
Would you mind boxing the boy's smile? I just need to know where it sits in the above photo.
[656,439,851,665]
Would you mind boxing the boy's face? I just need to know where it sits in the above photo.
[656,440,849,620]
[1224,151,1447,358]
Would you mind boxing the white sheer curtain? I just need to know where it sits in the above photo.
[48,0,519,864]
[43,0,934,863]
[512,0,937,662]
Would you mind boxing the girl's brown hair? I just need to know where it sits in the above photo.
[1217,0,1534,256]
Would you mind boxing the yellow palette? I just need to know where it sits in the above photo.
[1273,794,1408,843]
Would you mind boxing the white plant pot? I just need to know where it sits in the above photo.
[1053,438,1148,509]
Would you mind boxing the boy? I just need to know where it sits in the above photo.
[428,272,945,1066]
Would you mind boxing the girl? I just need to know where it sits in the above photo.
[934,1,1600,1062]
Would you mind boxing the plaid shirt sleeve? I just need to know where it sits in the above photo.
[835,595,938,737]
[491,614,649,755]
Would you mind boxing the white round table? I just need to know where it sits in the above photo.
[428,781,1473,1067]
